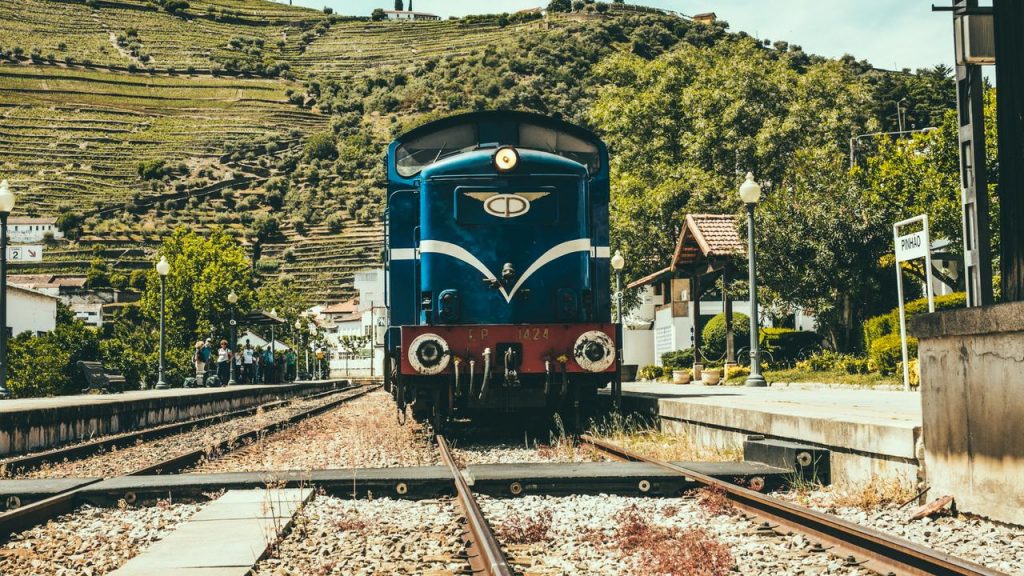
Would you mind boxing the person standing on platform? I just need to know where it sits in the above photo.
[235,345,244,384]
[216,340,231,386]
[286,349,297,382]
[192,341,206,387]
[243,340,255,383]
[262,346,275,384]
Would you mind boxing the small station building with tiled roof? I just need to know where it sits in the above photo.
[623,214,815,372]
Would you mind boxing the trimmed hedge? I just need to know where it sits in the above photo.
[701,312,749,360]
[761,327,820,366]
[863,292,965,351]
[869,334,917,376]
[661,348,694,370]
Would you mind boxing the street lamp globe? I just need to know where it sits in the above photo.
[270,308,278,317]
[739,172,761,204]
[156,255,170,276]
[227,291,238,305]
[294,318,302,330]
[0,180,15,214]
[610,250,625,271]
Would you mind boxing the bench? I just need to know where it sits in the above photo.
[78,361,128,394]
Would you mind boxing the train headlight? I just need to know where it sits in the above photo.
[408,333,451,375]
[573,331,615,372]
[493,146,519,172]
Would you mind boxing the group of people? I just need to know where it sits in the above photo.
[191,338,298,387]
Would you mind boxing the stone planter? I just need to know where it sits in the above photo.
[672,369,691,384]
[702,369,721,385]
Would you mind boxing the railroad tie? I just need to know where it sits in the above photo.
[108,488,312,576]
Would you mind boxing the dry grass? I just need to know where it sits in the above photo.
[693,487,734,517]
[497,508,553,544]
[587,413,742,462]
[614,504,734,576]
[827,475,917,510]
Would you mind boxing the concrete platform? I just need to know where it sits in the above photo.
[0,381,343,458]
[110,488,311,576]
[620,382,923,486]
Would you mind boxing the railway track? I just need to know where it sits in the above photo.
[0,384,356,479]
[437,434,516,576]
[0,384,378,538]
[580,435,1007,576]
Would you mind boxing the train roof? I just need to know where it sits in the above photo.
[393,110,603,145]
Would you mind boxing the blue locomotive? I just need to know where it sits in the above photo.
[383,111,619,428]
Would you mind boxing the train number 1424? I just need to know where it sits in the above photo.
[518,328,550,341]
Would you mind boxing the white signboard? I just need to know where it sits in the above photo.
[7,245,43,262]
[892,215,934,391]
[895,231,928,262]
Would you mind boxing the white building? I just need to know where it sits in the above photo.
[5,284,58,336]
[6,275,132,327]
[313,268,387,377]
[8,217,64,243]
[384,9,441,20]
[239,329,290,353]
[625,214,815,370]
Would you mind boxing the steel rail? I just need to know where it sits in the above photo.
[0,385,378,540]
[436,435,515,576]
[0,383,353,477]
[580,435,1006,576]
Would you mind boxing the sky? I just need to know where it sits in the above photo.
[272,1,956,71]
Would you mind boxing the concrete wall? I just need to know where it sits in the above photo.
[0,381,337,457]
[910,301,1024,525]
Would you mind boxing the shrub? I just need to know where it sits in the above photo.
[661,348,694,370]
[701,312,749,360]
[304,131,337,161]
[863,292,965,351]
[325,213,345,233]
[724,364,750,382]
[256,258,280,273]
[761,327,820,366]
[137,159,168,180]
[638,365,664,381]
[869,334,916,376]
[249,213,281,242]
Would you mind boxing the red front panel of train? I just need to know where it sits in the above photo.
[399,324,617,375]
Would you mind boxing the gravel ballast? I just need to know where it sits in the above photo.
[779,490,1024,574]
[10,392,352,479]
[0,501,204,576]
[252,496,465,576]
[189,390,438,472]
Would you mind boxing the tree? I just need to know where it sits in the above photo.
[371,8,386,20]
[140,228,254,353]
[304,131,337,161]
[547,0,572,11]
[395,0,403,10]
[250,212,281,242]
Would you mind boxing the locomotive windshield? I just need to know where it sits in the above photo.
[395,120,600,177]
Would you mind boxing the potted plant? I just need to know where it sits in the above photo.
[702,366,722,385]
[672,368,691,384]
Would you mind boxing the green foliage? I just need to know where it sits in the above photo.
[371,8,385,20]
[6,305,101,398]
[304,131,337,161]
[761,327,820,365]
[795,350,869,374]
[638,364,664,381]
[869,334,916,376]
[137,159,169,180]
[249,212,281,242]
[701,312,749,360]
[140,228,255,353]
[863,292,965,351]
[660,348,694,370]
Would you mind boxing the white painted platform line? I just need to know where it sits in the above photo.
[110,488,312,576]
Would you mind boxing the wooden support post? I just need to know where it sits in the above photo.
[723,264,735,364]
[692,272,703,365]
[995,0,1024,300]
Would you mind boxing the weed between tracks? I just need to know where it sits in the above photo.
[615,504,733,576]
[586,412,742,462]
[497,508,554,544]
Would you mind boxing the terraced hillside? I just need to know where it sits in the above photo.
[0,0,700,303]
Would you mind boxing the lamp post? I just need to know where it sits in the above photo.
[610,249,625,408]
[155,256,170,389]
[848,127,937,168]
[227,291,238,385]
[739,173,767,387]
[0,180,16,398]
[294,317,303,380]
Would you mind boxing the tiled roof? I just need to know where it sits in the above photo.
[323,299,359,314]
[9,217,57,225]
[672,214,743,269]
[8,274,87,289]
